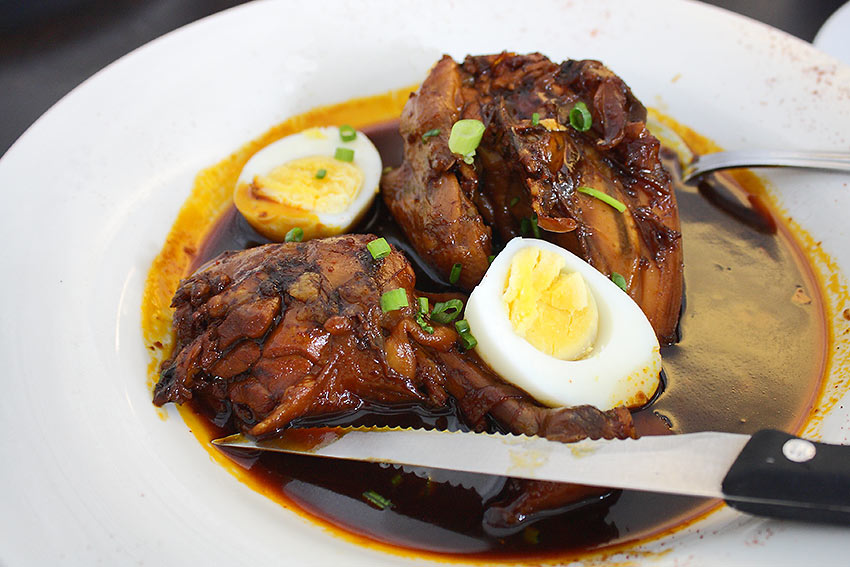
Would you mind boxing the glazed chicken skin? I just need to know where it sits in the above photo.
[382,53,684,344]
[153,234,634,444]
[154,235,636,528]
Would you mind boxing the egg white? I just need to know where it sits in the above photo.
[235,126,382,240]
[464,237,662,411]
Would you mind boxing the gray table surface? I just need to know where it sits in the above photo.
[1,0,846,158]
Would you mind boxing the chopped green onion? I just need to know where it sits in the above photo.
[339,124,357,142]
[449,262,462,284]
[523,526,541,545]
[448,119,485,162]
[390,474,403,487]
[380,288,408,313]
[531,112,540,126]
[611,271,628,291]
[509,196,520,208]
[362,490,393,510]
[334,147,355,162]
[530,214,541,238]
[431,299,463,324]
[284,227,303,242]
[460,334,477,350]
[315,168,327,179]
[421,128,441,143]
[488,254,495,264]
[520,217,531,236]
[415,296,433,333]
[569,101,592,132]
[455,319,477,350]
[382,165,393,174]
[367,237,391,260]
[415,311,434,334]
[577,186,626,213]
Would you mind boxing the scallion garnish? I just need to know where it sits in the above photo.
[382,166,393,173]
[415,311,434,334]
[449,262,462,284]
[367,237,391,260]
[523,526,541,545]
[339,124,357,142]
[530,214,541,238]
[430,299,463,324]
[577,186,626,213]
[460,334,477,350]
[362,490,393,510]
[414,296,434,333]
[315,168,327,179]
[611,271,628,291]
[509,196,520,208]
[390,474,403,487]
[448,119,485,164]
[569,101,592,132]
[488,254,495,264]
[520,217,531,236]
[531,112,540,126]
[284,227,303,242]
[380,288,408,313]
[334,147,355,162]
[455,319,477,350]
[421,128,441,143]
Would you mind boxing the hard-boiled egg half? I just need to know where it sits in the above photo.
[234,126,382,241]
[464,238,661,411]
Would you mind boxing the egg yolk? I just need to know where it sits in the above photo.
[253,156,363,214]
[502,247,598,360]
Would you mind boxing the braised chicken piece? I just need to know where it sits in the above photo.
[383,53,683,344]
[154,234,633,440]
[153,235,634,526]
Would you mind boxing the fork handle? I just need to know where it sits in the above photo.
[685,150,850,181]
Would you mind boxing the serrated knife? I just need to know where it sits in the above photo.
[213,428,850,524]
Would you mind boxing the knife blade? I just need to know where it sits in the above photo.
[213,428,850,524]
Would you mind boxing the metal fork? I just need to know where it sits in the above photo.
[682,150,850,183]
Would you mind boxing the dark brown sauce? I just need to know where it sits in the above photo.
[188,120,827,560]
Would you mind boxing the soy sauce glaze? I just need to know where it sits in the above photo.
[189,119,826,560]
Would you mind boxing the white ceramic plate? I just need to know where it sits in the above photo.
[814,1,850,66]
[2,0,850,564]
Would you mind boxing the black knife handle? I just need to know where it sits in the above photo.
[722,429,850,524]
